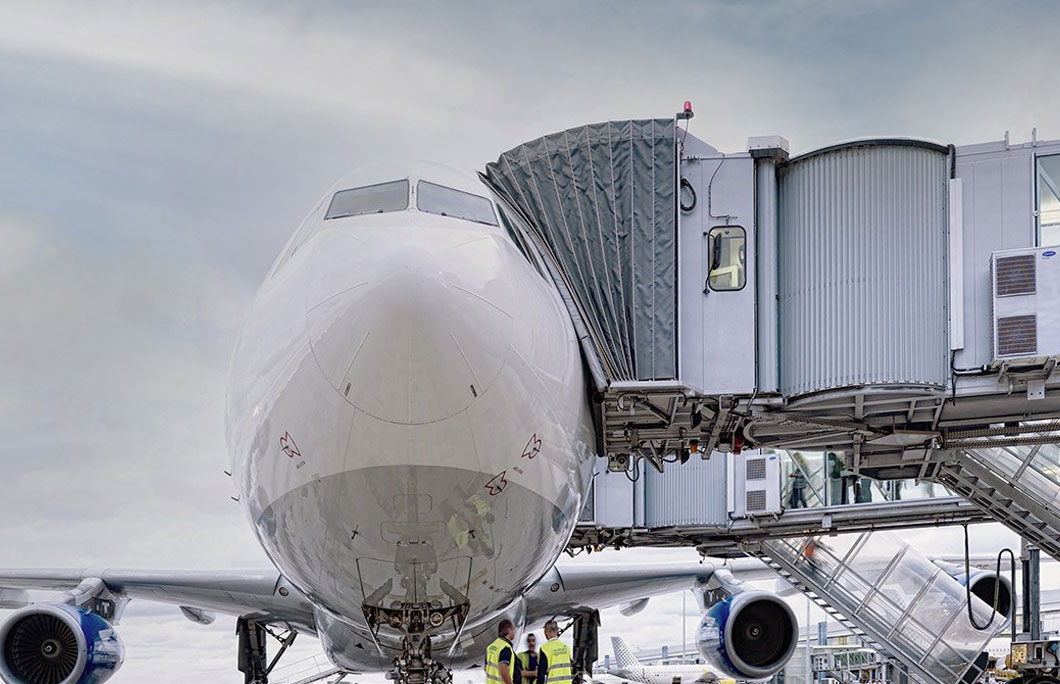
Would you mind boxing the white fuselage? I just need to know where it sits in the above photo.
[225,169,595,670]
[610,663,732,684]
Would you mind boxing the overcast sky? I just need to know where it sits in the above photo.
[2,1,1059,682]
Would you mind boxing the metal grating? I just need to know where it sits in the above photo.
[746,489,767,512]
[745,458,767,481]
[996,315,1037,357]
[995,254,1037,296]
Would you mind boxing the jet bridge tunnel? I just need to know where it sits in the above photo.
[482,115,1060,471]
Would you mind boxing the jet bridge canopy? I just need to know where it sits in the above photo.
[484,119,678,382]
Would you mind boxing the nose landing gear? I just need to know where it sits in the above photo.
[365,600,469,684]
[388,636,453,684]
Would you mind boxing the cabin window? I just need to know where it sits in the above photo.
[417,181,498,226]
[1038,155,1060,247]
[325,179,409,220]
[706,226,746,291]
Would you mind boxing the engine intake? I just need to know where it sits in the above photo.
[967,572,1012,620]
[697,591,798,680]
[0,604,123,684]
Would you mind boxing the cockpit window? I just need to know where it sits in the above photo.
[325,179,409,220]
[417,181,498,226]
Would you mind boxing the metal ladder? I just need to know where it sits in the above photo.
[924,445,1060,561]
[744,543,903,678]
[744,534,994,684]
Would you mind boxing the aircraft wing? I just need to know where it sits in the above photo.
[0,568,317,632]
[524,561,728,622]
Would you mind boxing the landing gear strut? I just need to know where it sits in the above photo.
[389,636,452,684]
[236,617,298,684]
[365,600,468,684]
[571,611,600,684]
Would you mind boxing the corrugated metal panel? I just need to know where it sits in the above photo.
[643,455,727,527]
[778,142,949,396]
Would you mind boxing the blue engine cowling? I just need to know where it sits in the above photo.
[696,591,798,680]
[959,572,1013,621]
[0,604,124,684]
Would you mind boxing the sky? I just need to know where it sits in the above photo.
[1,0,1059,682]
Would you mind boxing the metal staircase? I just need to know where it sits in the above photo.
[744,533,997,684]
[925,444,1060,562]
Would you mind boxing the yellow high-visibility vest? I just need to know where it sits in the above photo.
[486,637,514,684]
[539,638,572,684]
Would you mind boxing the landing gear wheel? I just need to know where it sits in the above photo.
[429,661,453,684]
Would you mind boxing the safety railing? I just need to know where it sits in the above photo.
[760,532,1000,684]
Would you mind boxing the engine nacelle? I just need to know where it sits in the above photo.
[696,591,798,680]
[932,561,1013,622]
[0,604,124,684]
[965,571,1013,621]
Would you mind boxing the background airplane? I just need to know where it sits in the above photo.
[606,636,735,684]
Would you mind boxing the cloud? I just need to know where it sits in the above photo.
[1,1,1058,681]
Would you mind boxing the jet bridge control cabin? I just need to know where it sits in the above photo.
[482,116,1060,471]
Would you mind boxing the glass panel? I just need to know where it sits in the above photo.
[707,226,746,291]
[325,180,410,220]
[762,532,1000,684]
[417,181,498,226]
[1038,155,1060,246]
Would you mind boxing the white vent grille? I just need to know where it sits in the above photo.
[746,490,767,512]
[995,255,1037,296]
[745,458,767,480]
[997,315,1038,357]
[990,247,1059,365]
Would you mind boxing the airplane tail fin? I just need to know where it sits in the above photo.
[611,636,641,671]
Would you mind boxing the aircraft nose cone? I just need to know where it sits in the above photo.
[305,229,514,424]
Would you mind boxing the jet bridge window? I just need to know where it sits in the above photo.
[325,179,409,220]
[1038,155,1060,247]
[706,226,746,291]
[417,181,498,226]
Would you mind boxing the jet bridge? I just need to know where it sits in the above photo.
[483,116,1060,469]
[485,114,1060,571]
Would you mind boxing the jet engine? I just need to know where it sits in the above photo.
[932,561,1014,621]
[965,570,1013,620]
[696,591,798,680]
[0,604,124,684]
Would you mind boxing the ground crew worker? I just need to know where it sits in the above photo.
[518,633,539,684]
[787,470,807,508]
[537,620,573,684]
[486,619,521,684]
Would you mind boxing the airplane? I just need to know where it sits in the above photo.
[606,636,736,684]
[0,163,808,684]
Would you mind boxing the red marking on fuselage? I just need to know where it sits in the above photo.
[484,471,508,496]
[521,433,542,459]
[280,431,302,460]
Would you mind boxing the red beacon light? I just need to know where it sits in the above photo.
[677,100,694,120]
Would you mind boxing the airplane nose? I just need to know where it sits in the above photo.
[304,228,514,424]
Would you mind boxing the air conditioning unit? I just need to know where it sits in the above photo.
[990,246,1060,365]
[728,450,781,518]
